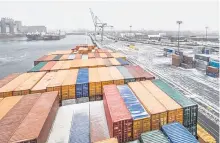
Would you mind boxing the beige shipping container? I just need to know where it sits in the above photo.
[128,82,167,130]
[81,59,90,68]
[89,68,101,99]
[109,67,124,85]
[70,59,82,69]
[99,53,107,58]
[108,58,121,66]
[47,70,69,99]
[96,58,106,67]
[88,59,98,68]
[0,73,34,97]
[48,50,73,55]
[31,72,56,94]
[59,54,70,60]
[60,61,72,70]
[0,96,23,120]
[51,61,65,71]
[62,69,79,100]
[141,81,183,124]
[98,67,113,94]
[95,138,118,143]
[13,72,46,96]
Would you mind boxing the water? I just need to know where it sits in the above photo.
[0,35,92,78]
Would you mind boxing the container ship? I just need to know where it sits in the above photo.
[0,38,217,143]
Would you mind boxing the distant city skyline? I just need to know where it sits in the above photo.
[0,0,218,32]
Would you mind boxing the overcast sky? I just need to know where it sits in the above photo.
[0,0,219,31]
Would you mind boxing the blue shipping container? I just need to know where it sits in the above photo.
[68,54,75,60]
[116,66,135,84]
[76,68,89,98]
[117,85,150,120]
[116,58,129,65]
[209,60,220,68]
[161,122,198,143]
[206,71,219,78]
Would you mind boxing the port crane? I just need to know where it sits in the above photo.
[89,8,113,42]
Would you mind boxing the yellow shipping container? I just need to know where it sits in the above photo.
[141,81,183,124]
[60,61,72,70]
[108,58,121,66]
[0,73,34,97]
[50,61,65,71]
[89,68,101,97]
[197,124,216,143]
[13,72,46,96]
[98,67,113,94]
[109,67,124,85]
[62,69,79,100]
[133,117,151,139]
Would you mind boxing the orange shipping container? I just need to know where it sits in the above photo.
[109,67,124,85]
[0,73,34,97]
[59,54,70,60]
[98,67,113,94]
[0,96,23,120]
[31,72,56,94]
[88,53,95,59]
[62,69,79,100]
[0,73,21,88]
[13,72,46,96]
[60,61,72,70]
[103,59,112,67]
[99,53,108,58]
[141,81,183,124]
[96,58,106,67]
[50,61,65,71]
[40,61,57,71]
[70,59,83,69]
[89,68,101,100]
[81,59,90,68]
[108,58,121,66]
[128,82,167,130]
[88,59,98,68]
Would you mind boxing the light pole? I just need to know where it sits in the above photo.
[176,21,183,53]
[205,26,208,41]
[130,25,132,34]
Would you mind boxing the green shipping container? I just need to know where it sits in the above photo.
[140,130,170,143]
[152,79,198,137]
[53,54,63,61]
[29,62,47,72]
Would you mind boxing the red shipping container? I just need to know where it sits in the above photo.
[9,91,59,143]
[0,73,21,88]
[95,53,101,58]
[103,85,132,143]
[125,65,146,81]
[34,55,48,66]
[0,93,41,143]
[105,52,113,58]
[75,54,82,59]
[133,65,155,80]
[40,61,57,71]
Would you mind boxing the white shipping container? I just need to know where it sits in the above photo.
[90,101,110,142]
[47,105,75,143]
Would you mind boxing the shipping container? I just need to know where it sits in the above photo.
[0,73,21,88]
[50,61,65,71]
[96,58,106,67]
[0,96,23,120]
[62,69,79,100]
[152,79,198,136]
[90,101,110,142]
[105,52,113,58]
[13,72,46,96]
[98,67,114,94]
[197,124,216,143]
[0,93,41,143]
[95,52,101,58]
[71,59,83,69]
[89,68,101,100]
[43,55,57,61]
[103,85,132,143]
[47,70,69,99]
[141,81,183,124]
[53,54,63,61]
[209,60,219,68]
[81,59,91,68]
[29,62,47,72]
[47,105,75,143]
[40,61,57,71]
[103,59,112,67]
[109,67,124,85]
[128,82,167,130]
[9,92,59,143]
[161,122,198,143]
[133,65,155,80]
[48,50,73,55]
[75,54,82,59]
[82,54,88,59]
[60,54,70,60]
[125,66,145,81]
[117,85,151,139]
[76,68,89,98]
[60,61,72,70]
[117,66,135,84]
[207,66,219,73]
[34,55,48,66]
[111,53,126,60]
[69,102,90,143]
[95,138,118,143]
[109,58,121,66]
[68,54,76,60]
[31,72,56,94]
[88,59,98,68]
[195,54,210,62]
[0,73,34,97]
[172,54,181,66]
[140,130,170,143]
[206,71,219,78]
[88,53,95,59]
[116,58,129,65]
[100,53,108,58]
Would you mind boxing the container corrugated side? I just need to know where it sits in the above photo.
[128,82,167,130]
[40,61,57,71]
[0,93,40,143]
[140,130,170,143]
[9,92,59,143]
[103,85,133,143]
[141,81,183,124]
[62,69,79,100]
[50,61,65,71]
[29,62,47,72]
[0,73,21,88]
[125,65,146,81]
[76,68,89,98]
[117,85,151,140]
[89,68,101,100]
[34,55,48,66]
[116,58,129,65]
[69,102,90,143]
[108,58,121,66]
[197,124,216,143]
[90,101,110,142]
[98,67,114,94]
[0,96,23,120]
[59,61,72,70]
[109,67,124,85]
[152,79,198,136]
[161,122,198,143]
[95,138,118,143]
[31,72,56,94]
[117,66,135,84]
[0,73,34,97]
[59,54,70,60]
[13,72,46,96]
[47,105,75,143]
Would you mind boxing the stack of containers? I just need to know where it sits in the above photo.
[60,54,70,61]
[71,59,82,69]
[103,59,112,67]
[152,79,198,136]
[125,66,146,81]
[96,58,106,67]
[109,58,121,66]
[140,130,170,143]
[88,59,98,68]
[75,54,82,59]
[0,73,21,88]
[34,55,48,66]
[50,61,65,71]
[172,54,181,67]
[68,54,75,60]
[88,53,95,58]
[89,68,102,101]
[90,101,110,142]
[53,54,63,61]
[206,60,219,78]
[76,68,89,103]
[98,67,114,94]
[116,58,129,65]
[69,102,90,143]
[100,53,108,58]
[161,122,198,143]
[103,85,132,143]
[61,69,79,100]
[109,67,124,85]
[95,52,100,58]
[29,62,47,72]
[133,65,155,80]
[105,52,113,58]
[40,61,57,71]
[117,85,151,139]
[82,54,88,59]
[59,61,72,70]
[141,81,183,124]
[117,66,135,84]
[128,82,167,130]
